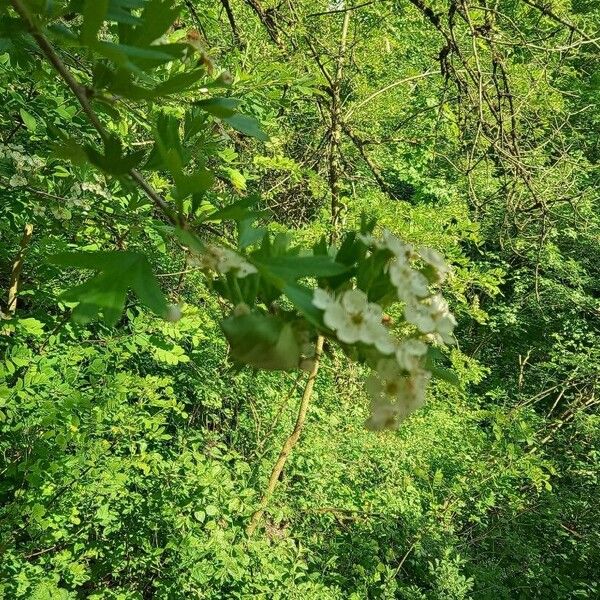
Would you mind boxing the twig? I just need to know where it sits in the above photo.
[328,9,352,242]
[10,0,179,227]
[246,336,324,536]
[5,223,34,316]
[344,71,436,120]
[218,0,243,48]
[306,0,387,18]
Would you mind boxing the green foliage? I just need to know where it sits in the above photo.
[0,0,599,597]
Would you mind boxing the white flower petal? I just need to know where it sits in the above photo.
[336,322,362,344]
[323,302,348,331]
[313,288,334,310]
[341,289,368,313]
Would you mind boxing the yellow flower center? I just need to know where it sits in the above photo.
[351,313,364,325]
[385,381,399,396]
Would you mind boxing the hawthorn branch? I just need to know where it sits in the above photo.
[306,0,387,18]
[341,122,396,198]
[344,70,437,120]
[329,9,352,242]
[10,0,178,227]
[183,0,211,45]
[520,0,600,50]
[4,223,34,316]
[243,0,284,48]
[218,0,243,48]
[246,336,324,536]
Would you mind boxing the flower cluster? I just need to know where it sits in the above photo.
[313,288,394,353]
[1,142,44,188]
[45,181,111,221]
[189,244,257,278]
[365,359,430,429]
[405,293,457,345]
[80,181,112,201]
[313,229,456,429]
[0,143,44,179]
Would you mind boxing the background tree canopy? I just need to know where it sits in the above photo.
[0,0,598,598]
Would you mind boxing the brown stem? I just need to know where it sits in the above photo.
[246,336,324,536]
[5,223,34,316]
[183,0,211,45]
[218,0,243,48]
[329,10,351,242]
[243,0,284,48]
[341,122,395,198]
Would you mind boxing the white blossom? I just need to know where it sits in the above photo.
[313,288,394,353]
[388,258,429,300]
[189,244,257,278]
[81,181,111,200]
[418,246,450,281]
[405,293,456,344]
[381,229,415,261]
[365,359,430,429]
[396,338,427,371]
[32,204,46,216]
[51,206,71,221]
[9,174,26,187]
[218,70,234,85]
[357,232,376,247]
[312,287,335,310]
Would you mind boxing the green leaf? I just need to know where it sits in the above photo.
[49,251,169,326]
[151,112,183,172]
[151,68,206,97]
[221,312,301,370]
[19,108,37,133]
[81,0,109,44]
[17,317,45,337]
[199,196,257,223]
[222,113,269,141]
[148,336,189,364]
[94,41,185,72]
[238,217,266,250]
[254,255,350,284]
[51,137,88,165]
[425,348,460,387]
[429,364,460,387]
[85,135,145,175]
[106,0,145,25]
[173,169,214,199]
[164,227,205,254]
[196,97,241,118]
[283,283,323,328]
[131,0,180,46]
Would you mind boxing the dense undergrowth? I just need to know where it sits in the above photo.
[1,0,599,598]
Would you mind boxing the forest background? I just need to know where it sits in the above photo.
[0,0,599,598]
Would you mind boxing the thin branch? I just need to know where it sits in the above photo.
[341,122,395,198]
[5,223,34,316]
[329,9,352,241]
[520,0,600,50]
[10,0,178,227]
[243,0,284,48]
[246,336,324,536]
[183,0,211,45]
[306,0,386,18]
[345,71,437,120]
[218,0,243,48]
